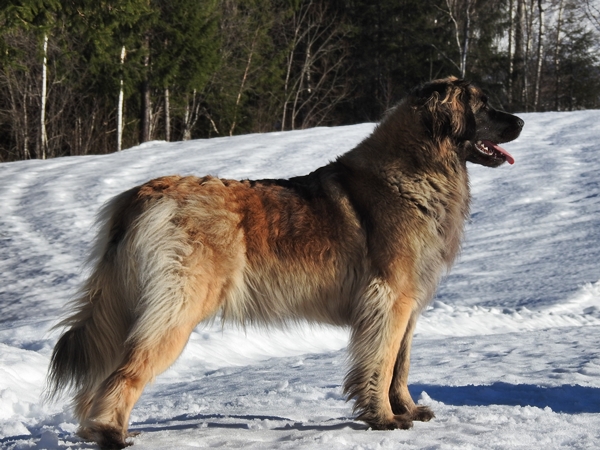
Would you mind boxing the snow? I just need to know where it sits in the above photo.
[1,110,600,449]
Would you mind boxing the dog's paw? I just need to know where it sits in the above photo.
[365,413,414,430]
[97,429,132,450]
[391,413,414,429]
[390,398,435,423]
[412,405,435,422]
[77,424,132,449]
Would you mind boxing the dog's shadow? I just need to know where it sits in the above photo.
[129,413,367,434]
[127,383,600,435]
[4,384,597,449]
[410,382,600,414]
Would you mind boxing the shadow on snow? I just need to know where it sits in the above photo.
[129,413,366,434]
[410,382,600,414]
[4,384,598,448]
[127,383,600,435]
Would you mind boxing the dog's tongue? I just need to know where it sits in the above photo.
[483,140,515,165]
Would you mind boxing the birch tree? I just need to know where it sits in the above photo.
[0,0,59,159]
[279,0,350,131]
[553,0,565,110]
[444,0,474,78]
[533,0,545,111]
[117,46,126,151]
[40,32,48,158]
[584,0,600,31]
[140,34,152,142]
[508,0,516,107]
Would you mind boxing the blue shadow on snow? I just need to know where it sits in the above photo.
[410,382,600,414]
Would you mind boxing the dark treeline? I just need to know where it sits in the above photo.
[1,0,599,161]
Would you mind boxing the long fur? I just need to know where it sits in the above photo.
[47,77,523,449]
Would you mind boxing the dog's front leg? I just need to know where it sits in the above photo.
[388,311,435,422]
[343,279,417,430]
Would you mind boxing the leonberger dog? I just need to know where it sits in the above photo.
[47,77,523,449]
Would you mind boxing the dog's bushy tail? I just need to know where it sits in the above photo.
[46,322,116,407]
[45,189,139,410]
[45,282,130,405]
[45,185,193,418]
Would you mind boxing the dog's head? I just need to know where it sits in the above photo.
[412,77,524,167]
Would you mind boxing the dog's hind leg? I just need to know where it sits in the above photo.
[388,311,435,422]
[77,321,199,449]
[78,270,227,449]
[344,279,417,430]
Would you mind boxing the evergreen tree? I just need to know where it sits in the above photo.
[201,0,286,136]
[0,0,60,159]
[60,0,155,150]
[341,0,456,122]
[149,0,220,140]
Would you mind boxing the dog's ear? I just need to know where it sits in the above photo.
[414,78,475,142]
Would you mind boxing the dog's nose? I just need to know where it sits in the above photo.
[516,118,524,129]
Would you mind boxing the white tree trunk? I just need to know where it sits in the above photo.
[40,33,48,159]
[508,0,515,107]
[164,87,170,142]
[522,0,533,110]
[230,30,258,136]
[460,0,472,78]
[281,3,311,131]
[141,35,152,142]
[534,0,544,111]
[445,0,472,78]
[117,46,126,151]
[554,0,564,111]
[183,90,200,140]
[24,91,29,159]
[281,34,297,131]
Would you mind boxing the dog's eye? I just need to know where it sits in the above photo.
[481,95,488,104]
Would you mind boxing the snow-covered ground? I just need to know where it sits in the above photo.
[1,110,600,449]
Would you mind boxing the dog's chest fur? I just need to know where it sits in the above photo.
[340,159,469,305]
[386,167,470,268]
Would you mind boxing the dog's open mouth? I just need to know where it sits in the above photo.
[475,140,515,165]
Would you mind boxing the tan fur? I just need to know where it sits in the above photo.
[47,77,523,448]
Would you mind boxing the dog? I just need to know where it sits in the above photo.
[47,77,523,449]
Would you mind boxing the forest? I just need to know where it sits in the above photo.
[1,0,599,161]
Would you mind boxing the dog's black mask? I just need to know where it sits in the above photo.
[415,77,524,167]
[467,93,524,167]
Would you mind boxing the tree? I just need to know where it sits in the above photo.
[548,0,600,110]
[584,0,600,31]
[117,45,126,150]
[0,0,60,159]
[60,0,155,151]
[278,0,351,131]
[508,0,516,107]
[342,0,456,121]
[534,0,544,111]
[0,27,38,160]
[443,0,474,78]
[199,0,285,137]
